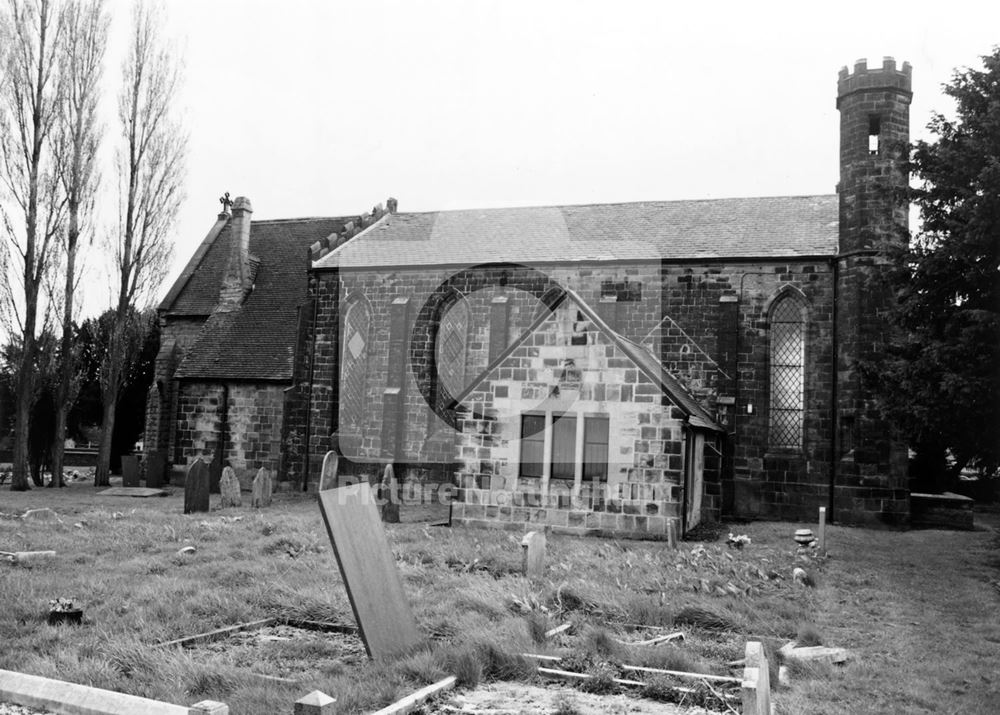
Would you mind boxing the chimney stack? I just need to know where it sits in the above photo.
[218,196,253,310]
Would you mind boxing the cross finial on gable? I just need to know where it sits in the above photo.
[219,192,233,213]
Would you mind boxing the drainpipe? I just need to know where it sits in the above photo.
[302,276,320,492]
[829,257,839,521]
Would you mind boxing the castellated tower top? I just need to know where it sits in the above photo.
[837,57,912,105]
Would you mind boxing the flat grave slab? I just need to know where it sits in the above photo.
[98,487,168,498]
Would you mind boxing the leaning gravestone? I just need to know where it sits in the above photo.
[379,464,400,523]
[219,466,241,508]
[318,452,339,491]
[121,455,140,487]
[183,459,210,514]
[145,451,165,488]
[251,467,272,508]
[318,482,423,659]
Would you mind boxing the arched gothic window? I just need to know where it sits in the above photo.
[340,299,371,432]
[436,296,470,399]
[769,293,806,449]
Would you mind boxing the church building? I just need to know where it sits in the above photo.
[147,58,913,534]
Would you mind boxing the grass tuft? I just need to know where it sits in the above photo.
[579,661,618,694]
[796,623,823,647]
[440,645,483,687]
[551,693,582,715]
[673,606,735,631]
[581,626,626,660]
[525,612,549,644]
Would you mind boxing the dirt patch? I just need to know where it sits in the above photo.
[187,623,367,679]
[432,681,715,714]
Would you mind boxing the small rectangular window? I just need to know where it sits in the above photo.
[519,414,545,478]
[550,413,577,479]
[583,416,609,481]
[868,115,881,155]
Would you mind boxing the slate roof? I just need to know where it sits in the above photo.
[315,194,839,269]
[453,288,722,432]
[170,216,351,381]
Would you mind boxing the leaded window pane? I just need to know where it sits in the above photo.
[769,295,805,449]
[437,299,469,398]
[341,300,371,432]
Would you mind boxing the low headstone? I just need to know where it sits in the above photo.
[189,701,229,715]
[252,467,273,508]
[521,530,546,578]
[98,487,167,498]
[184,459,210,514]
[818,506,827,553]
[380,464,400,523]
[294,690,336,715]
[317,482,423,659]
[219,467,241,508]
[121,456,140,487]
[145,451,166,488]
[318,452,339,491]
[22,508,58,521]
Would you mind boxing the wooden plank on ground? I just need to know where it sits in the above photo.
[317,482,423,660]
[153,618,277,649]
[621,664,741,683]
[370,676,457,715]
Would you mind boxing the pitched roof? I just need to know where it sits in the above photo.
[174,216,350,381]
[314,194,838,269]
[453,288,723,432]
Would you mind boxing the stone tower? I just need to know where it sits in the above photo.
[834,57,911,524]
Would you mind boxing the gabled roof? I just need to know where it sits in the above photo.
[314,194,838,270]
[173,216,351,381]
[452,288,723,432]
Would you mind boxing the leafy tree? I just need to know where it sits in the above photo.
[871,48,1000,491]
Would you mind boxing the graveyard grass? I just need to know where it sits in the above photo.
[1,484,998,715]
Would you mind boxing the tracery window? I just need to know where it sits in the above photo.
[436,297,470,398]
[769,293,806,449]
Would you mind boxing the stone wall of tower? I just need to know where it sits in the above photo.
[834,58,912,524]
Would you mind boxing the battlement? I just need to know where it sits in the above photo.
[309,198,397,263]
[837,57,912,102]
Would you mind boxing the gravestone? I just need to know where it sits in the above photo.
[379,464,400,523]
[145,451,165,488]
[318,452,339,491]
[219,466,241,508]
[121,456,140,487]
[208,455,222,494]
[184,459,210,514]
[317,482,423,659]
[251,467,273,508]
[521,530,546,578]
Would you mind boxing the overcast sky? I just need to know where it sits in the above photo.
[79,0,1000,316]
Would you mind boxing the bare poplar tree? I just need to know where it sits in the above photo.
[95,0,184,486]
[49,0,107,488]
[0,0,66,491]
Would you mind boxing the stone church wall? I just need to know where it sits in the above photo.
[304,257,840,523]
[174,381,284,485]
